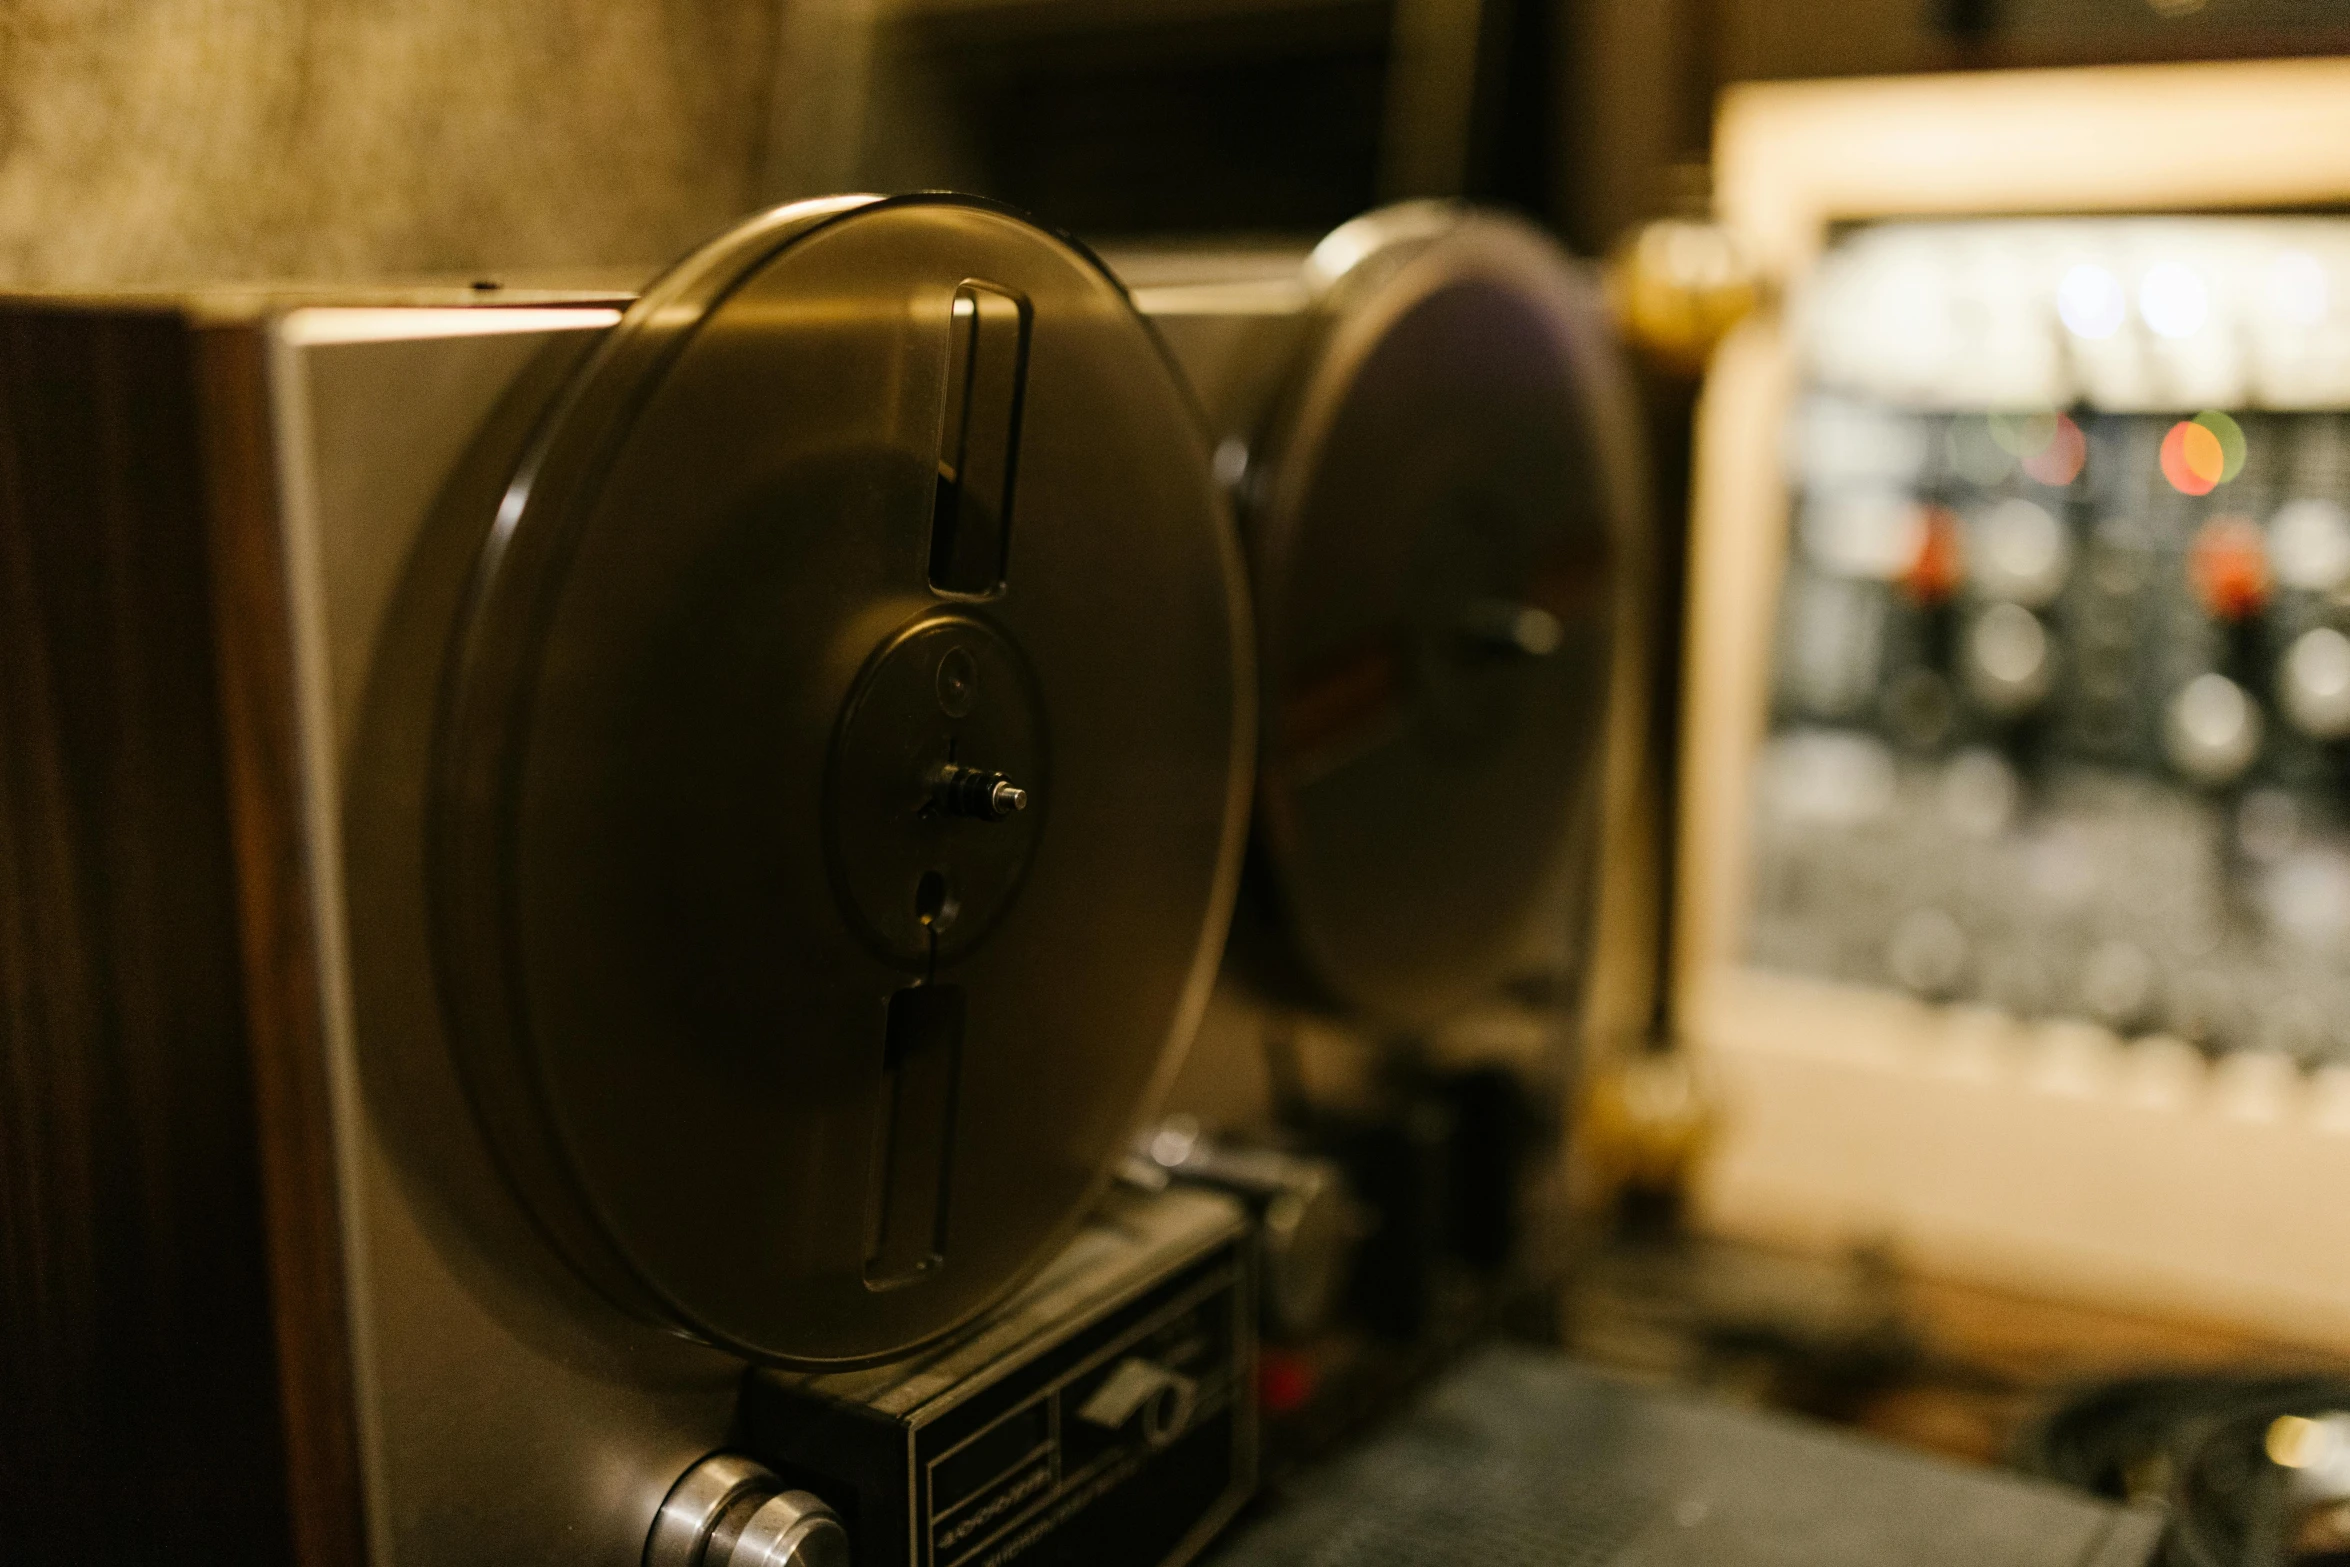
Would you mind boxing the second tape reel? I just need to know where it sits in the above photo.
[1114,204,1642,1034]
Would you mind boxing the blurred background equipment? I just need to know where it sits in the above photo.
[1577,182,1758,1239]
[2018,1373,2350,1567]
[1676,57,2350,1369]
[10,0,2350,291]
[0,1,785,287]
[779,0,1538,229]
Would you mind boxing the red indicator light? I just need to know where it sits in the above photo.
[1901,505,1964,605]
[1988,410,2086,488]
[2162,420,2226,496]
[2188,514,2271,621]
[2020,415,2086,487]
[1259,1350,1316,1415]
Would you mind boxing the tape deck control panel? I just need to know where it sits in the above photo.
[1754,216,2350,1061]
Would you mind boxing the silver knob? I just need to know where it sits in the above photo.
[2271,499,2350,593]
[2281,626,2350,739]
[932,764,1031,820]
[2165,672,2263,785]
[648,1455,849,1567]
[1961,601,2052,717]
[1971,498,2071,607]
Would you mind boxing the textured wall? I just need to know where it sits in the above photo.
[0,1,788,288]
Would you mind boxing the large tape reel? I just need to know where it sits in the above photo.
[1240,206,1639,1027]
[431,196,1253,1366]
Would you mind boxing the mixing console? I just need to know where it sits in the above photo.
[1752,217,2350,1061]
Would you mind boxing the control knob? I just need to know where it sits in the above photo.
[648,1455,849,1567]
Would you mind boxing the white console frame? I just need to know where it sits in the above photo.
[1688,59,2350,1347]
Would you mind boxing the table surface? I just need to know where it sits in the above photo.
[1209,1344,2167,1567]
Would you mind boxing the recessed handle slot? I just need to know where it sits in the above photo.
[929,282,1029,596]
[865,983,965,1289]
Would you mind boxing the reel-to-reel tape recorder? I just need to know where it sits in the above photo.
[3,194,1259,1567]
[1,192,1640,1567]
[1,175,2188,1567]
[1112,204,1636,1031]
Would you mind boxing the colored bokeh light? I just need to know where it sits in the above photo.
[1901,504,1964,605]
[1987,410,2085,487]
[2020,415,2086,487]
[2162,420,2225,495]
[2188,514,2271,621]
[2192,409,2246,482]
[1988,410,2057,457]
[2161,411,2247,496]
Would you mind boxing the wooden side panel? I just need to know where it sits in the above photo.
[0,304,353,1565]
[196,322,370,1567]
